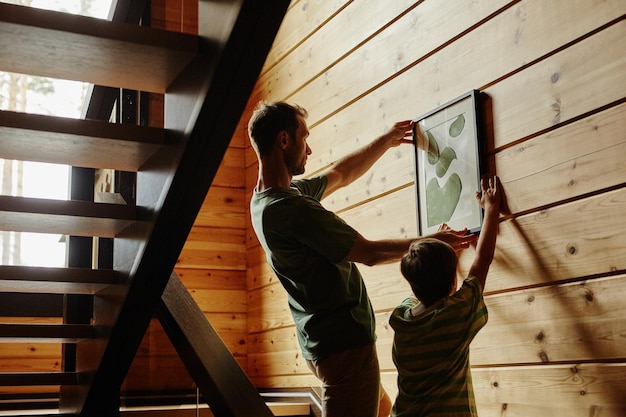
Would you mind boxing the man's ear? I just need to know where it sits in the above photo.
[278,131,289,149]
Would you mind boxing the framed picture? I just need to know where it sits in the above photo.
[412,90,485,236]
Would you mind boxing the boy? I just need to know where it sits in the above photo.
[389,176,504,416]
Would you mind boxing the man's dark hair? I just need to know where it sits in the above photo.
[248,101,308,157]
[400,238,458,307]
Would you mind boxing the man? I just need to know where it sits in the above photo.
[248,101,475,417]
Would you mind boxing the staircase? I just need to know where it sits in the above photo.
[0,1,290,415]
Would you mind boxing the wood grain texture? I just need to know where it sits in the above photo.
[243,0,626,216]
[496,103,626,213]
[0,195,135,237]
[211,147,246,188]
[247,283,292,334]
[375,275,626,370]
[476,403,626,417]
[0,110,165,171]
[242,1,626,411]
[0,265,114,295]
[0,2,197,93]
[487,19,626,149]
[472,276,626,365]
[0,343,61,373]
[350,185,626,293]
[250,0,418,107]
[259,0,350,76]
[193,186,246,229]
[175,267,246,291]
[473,363,626,407]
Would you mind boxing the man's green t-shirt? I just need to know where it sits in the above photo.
[250,176,376,360]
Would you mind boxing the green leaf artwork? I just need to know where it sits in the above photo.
[435,147,457,178]
[426,131,440,164]
[449,114,465,137]
[426,173,462,226]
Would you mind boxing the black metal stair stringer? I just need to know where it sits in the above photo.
[64,1,290,415]
[158,273,273,417]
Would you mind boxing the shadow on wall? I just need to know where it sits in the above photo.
[495,216,626,408]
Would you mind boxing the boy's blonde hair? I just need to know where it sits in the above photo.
[400,238,458,307]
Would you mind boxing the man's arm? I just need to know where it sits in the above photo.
[468,176,504,291]
[322,120,413,198]
[346,228,477,266]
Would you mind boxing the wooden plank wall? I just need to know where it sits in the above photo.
[237,1,626,415]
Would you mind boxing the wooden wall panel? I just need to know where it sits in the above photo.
[246,244,275,290]
[151,0,198,34]
[124,319,195,391]
[326,184,623,311]
[488,22,625,149]
[249,0,417,114]
[476,403,626,417]
[176,268,245,291]
[241,0,626,414]
[211,147,245,188]
[472,275,626,365]
[496,103,626,213]
[193,186,246,229]
[288,0,510,124]
[375,276,626,371]
[260,0,349,75]
[0,343,61,372]
[304,0,624,215]
[463,188,626,290]
[178,239,246,270]
[247,284,291,334]
[472,364,626,409]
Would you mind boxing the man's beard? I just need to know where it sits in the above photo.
[287,154,306,176]
[290,163,306,176]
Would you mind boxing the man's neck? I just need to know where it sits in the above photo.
[256,160,292,192]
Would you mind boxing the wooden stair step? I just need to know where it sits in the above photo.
[0,372,79,386]
[0,2,198,93]
[0,410,76,417]
[117,402,311,416]
[0,323,96,342]
[0,265,116,294]
[0,392,61,414]
[0,110,166,171]
[0,293,64,317]
[0,195,135,238]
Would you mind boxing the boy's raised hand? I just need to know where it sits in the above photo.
[476,175,505,214]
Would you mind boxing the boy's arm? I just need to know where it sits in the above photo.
[322,120,413,199]
[468,176,504,291]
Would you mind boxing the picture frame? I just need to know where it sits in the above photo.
[412,90,485,236]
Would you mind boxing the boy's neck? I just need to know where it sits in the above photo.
[409,303,427,317]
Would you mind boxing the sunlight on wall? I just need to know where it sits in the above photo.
[0,0,113,267]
